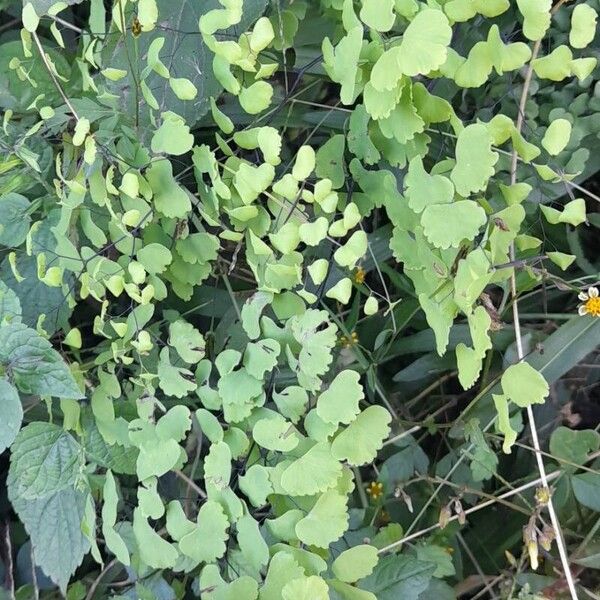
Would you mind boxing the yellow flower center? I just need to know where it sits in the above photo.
[585,296,600,317]
[354,267,366,284]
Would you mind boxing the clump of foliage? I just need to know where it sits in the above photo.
[0,0,599,598]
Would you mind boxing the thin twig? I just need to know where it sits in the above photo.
[85,558,117,600]
[2,520,15,600]
[377,470,561,554]
[48,14,84,33]
[174,469,207,499]
[457,533,499,600]
[509,5,578,595]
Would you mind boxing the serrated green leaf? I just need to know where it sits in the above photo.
[451,124,498,197]
[0,377,22,453]
[0,323,83,399]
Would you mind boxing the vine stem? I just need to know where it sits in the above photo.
[31,31,80,121]
[509,5,578,596]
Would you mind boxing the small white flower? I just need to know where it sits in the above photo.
[578,286,600,317]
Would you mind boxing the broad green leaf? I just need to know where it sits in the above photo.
[451,124,498,197]
[299,217,329,246]
[10,487,90,592]
[541,119,572,155]
[334,231,368,269]
[0,323,83,399]
[315,135,346,189]
[295,489,349,548]
[453,248,491,314]
[397,9,452,76]
[501,362,549,408]
[241,291,273,340]
[570,4,598,48]
[359,555,435,600]
[204,440,232,489]
[292,145,316,181]
[348,105,381,164]
[331,405,391,466]
[0,193,31,247]
[244,338,281,379]
[260,551,306,600]
[332,545,379,583]
[0,280,21,325]
[549,427,600,472]
[328,581,377,599]
[415,545,455,578]
[22,2,40,31]
[196,408,224,444]
[317,370,364,426]
[0,378,22,453]
[156,405,192,442]
[8,422,80,500]
[326,278,353,304]
[572,473,600,511]
[280,442,343,496]
[169,77,198,100]
[492,394,517,454]
[547,251,576,270]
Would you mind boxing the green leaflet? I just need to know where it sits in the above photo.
[281,442,343,496]
[332,545,379,582]
[317,370,363,426]
[295,489,349,548]
[331,405,392,466]
[450,124,498,197]
[397,9,452,76]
